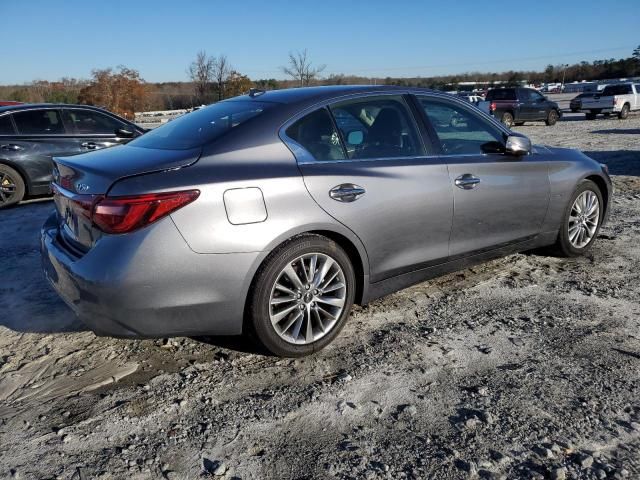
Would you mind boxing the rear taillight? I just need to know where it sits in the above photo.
[490,102,497,112]
[612,97,617,106]
[92,190,200,234]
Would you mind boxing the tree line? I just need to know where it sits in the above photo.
[0,46,638,117]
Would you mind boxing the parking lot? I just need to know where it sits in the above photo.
[1,115,639,479]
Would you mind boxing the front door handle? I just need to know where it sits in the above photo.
[329,184,366,202]
[454,174,481,190]
[0,144,22,151]
[80,142,98,150]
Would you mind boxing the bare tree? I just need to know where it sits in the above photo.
[187,50,215,103]
[213,54,232,101]
[281,49,326,87]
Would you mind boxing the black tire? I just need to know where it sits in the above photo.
[246,234,356,357]
[553,180,604,257]
[585,112,597,120]
[545,109,559,126]
[514,122,525,126]
[618,104,630,120]
[500,112,514,128]
[0,164,26,208]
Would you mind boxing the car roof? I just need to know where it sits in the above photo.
[0,103,120,115]
[226,85,443,109]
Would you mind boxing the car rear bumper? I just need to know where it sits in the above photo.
[41,212,261,338]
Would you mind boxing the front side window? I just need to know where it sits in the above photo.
[0,115,15,135]
[285,108,345,161]
[63,109,125,134]
[130,100,272,150]
[13,109,65,135]
[419,97,504,156]
[526,90,545,102]
[329,95,423,159]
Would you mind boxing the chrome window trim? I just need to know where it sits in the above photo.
[279,89,513,165]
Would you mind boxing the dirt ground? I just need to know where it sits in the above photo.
[1,114,639,480]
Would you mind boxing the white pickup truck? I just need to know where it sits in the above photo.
[580,83,640,119]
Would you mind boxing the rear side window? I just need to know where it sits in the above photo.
[0,115,15,134]
[63,109,126,134]
[13,109,65,135]
[329,95,423,159]
[129,100,272,150]
[285,108,345,161]
[486,89,516,101]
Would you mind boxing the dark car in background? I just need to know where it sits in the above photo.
[478,87,562,128]
[0,104,144,207]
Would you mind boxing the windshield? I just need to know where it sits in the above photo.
[129,100,273,150]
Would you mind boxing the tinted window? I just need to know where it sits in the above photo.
[420,98,504,155]
[130,100,272,150]
[63,109,125,134]
[13,109,64,135]
[602,84,632,95]
[0,115,15,134]
[525,90,545,102]
[486,89,516,101]
[329,95,423,159]
[285,108,345,161]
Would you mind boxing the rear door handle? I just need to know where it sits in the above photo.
[0,144,22,151]
[454,174,481,190]
[329,184,366,202]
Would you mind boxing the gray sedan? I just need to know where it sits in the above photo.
[41,86,611,357]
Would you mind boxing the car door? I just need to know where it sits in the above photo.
[9,108,80,193]
[416,95,549,257]
[62,108,135,153]
[283,94,453,283]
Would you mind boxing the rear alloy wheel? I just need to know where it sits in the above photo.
[545,110,559,126]
[500,112,514,128]
[247,234,355,357]
[554,180,603,257]
[618,104,630,120]
[0,164,25,208]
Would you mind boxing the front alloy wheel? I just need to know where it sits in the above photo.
[553,180,603,257]
[568,190,600,248]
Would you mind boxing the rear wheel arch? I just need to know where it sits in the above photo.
[309,229,366,305]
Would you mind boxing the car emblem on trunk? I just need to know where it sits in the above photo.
[76,183,90,192]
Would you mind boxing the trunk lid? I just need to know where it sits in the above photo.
[52,145,201,253]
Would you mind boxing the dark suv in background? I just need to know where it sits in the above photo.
[480,87,561,128]
[0,104,144,207]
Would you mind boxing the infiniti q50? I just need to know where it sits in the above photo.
[41,86,611,357]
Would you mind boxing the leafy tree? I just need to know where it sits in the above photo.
[78,66,149,118]
[226,71,253,97]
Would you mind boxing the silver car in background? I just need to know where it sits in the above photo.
[41,86,612,357]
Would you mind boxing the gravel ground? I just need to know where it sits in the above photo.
[1,115,639,480]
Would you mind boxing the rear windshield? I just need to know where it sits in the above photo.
[485,89,516,101]
[602,84,632,96]
[129,100,273,150]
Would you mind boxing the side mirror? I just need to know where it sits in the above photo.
[116,127,135,138]
[505,135,531,156]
